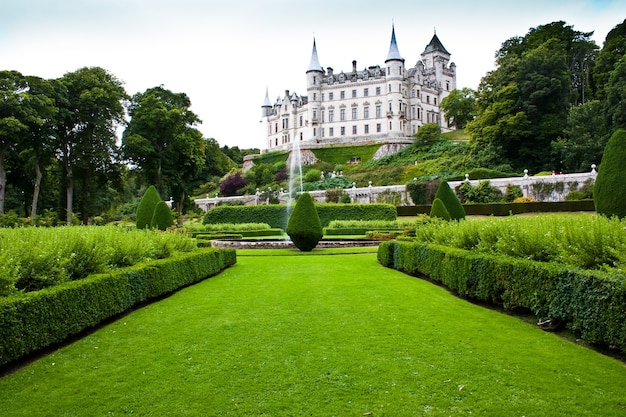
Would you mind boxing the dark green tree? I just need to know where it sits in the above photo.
[592,19,626,101]
[434,180,465,220]
[605,55,626,132]
[469,21,598,172]
[54,67,127,224]
[122,86,206,213]
[136,185,161,229]
[439,88,476,129]
[414,123,442,146]
[594,129,626,218]
[286,193,323,252]
[150,200,174,231]
[429,198,451,220]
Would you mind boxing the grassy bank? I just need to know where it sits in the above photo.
[1,252,625,416]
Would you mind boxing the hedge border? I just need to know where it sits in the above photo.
[0,248,236,368]
[378,241,626,353]
[396,200,596,216]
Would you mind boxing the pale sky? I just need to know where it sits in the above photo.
[1,0,624,150]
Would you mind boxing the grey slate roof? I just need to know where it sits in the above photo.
[262,87,272,107]
[306,38,323,73]
[385,25,404,63]
[423,33,450,55]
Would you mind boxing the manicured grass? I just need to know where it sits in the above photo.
[1,252,625,416]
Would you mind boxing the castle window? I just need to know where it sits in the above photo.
[351,108,357,120]
[300,132,303,140]
[364,107,369,119]
[321,111,324,122]
[313,93,317,100]
[387,67,390,75]
[364,124,369,134]
[299,115,303,126]
[376,86,381,95]
[389,103,392,112]
[427,95,430,104]
[412,89,416,97]
[282,118,289,129]
[388,84,391,93]
[376,105,381,118]
[413,125,417,134]
[340,109,346,121]
[364,88,369,97]
[352,125,357,134]
[352,89,357,98]
[340,91,345,99]
[313,110,317,121]
[329,92,334,100]
[389,121,392,130]
[329,127,334,136]
[376,123,381,133]
[434,97,437,105]
[446,81,450,91]
[314,76,317,84]
[314,127,317,136]
[412,106,416,119]
[322,93,325,101]
[341,126,345,136]
[321,128,325,137]
[329,110,334,122]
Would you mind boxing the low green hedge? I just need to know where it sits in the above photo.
[193,229,284,238]
[323,227,401,236]
[204,203,396,229]
[397,200,595,216]
[378,241,626,353]
[0,248,236,367]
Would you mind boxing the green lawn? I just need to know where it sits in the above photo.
[1,251,625,416]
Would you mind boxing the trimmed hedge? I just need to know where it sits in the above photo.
[286,193,323,251]
[396,200,596,216]
[594,129,626,218]
[378,241,626,353]
[204,203,396,229]
[0,248,236,367]
[323,227,401,236]
[192,228,284,238]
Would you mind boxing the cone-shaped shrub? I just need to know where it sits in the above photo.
[136,185,161,229]
[286,193,323,252]
[151,200,175,231]
[595,129,626,219]
[434,180,466,220]
[430,198,451,220]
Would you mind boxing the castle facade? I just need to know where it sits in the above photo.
[261,26,456,153]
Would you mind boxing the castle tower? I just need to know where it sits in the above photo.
[420,32,456,126]
[306,38,324,141]
[384,25,406,137]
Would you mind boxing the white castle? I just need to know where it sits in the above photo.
[260,26,456,157]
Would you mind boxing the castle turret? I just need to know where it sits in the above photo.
[384,25,406,137]
[306,38,323,141]
[261,87,272,117]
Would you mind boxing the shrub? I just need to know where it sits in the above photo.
[304,169,322,183]
[504,184,523,202]
[325,188,346,203]
[430,198,451,220]
[376,190,402,206]
[594,129,626,218]
[407,179,440,205]
[434,180,465,220]
[456,180,503,203]
[286,193,323,251]
[513,196,537,203]
[136,185,161,229]
[220,172,248,196]
[151,201,175,231]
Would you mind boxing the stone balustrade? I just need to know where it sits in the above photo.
[194,167,597,212]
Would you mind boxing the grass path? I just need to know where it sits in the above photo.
[1,251,625,416]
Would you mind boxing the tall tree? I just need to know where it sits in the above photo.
[439,87,476,129]
[122,86,205,213]
[468,21,597,172]
[0,71,56,214]
[592,19,626,101]
[54,67,127,223]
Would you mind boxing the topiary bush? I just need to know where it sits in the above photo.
[286,193,323,251]
[594,129,626,218]
[434,180,465,220]
[430,198,451,220]
[136,185,161,229]
[150,201,174,231]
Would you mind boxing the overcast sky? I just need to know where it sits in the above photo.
[1,0,624,150]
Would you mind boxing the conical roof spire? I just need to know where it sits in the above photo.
[385,25,404,63]
[306,38,323,73]
[262,87,272,107]
[423,33,450,55]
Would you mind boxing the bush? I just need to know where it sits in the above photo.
[429,198,451,220]
[504,184,523,202]
[325,188,346,203]
[304,169,322,183]
[434,180,465,220]
[594,129,626,218]
[407,179,440,205]
[286,193,323,251]
[220,172,248,196]
[151,201,174,231]
[136,185,161,230]
[455,180,503,203]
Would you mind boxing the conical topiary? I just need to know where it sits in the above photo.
[150,200,175,231]
[136,185,161,229]
[434,180,466,220]
[430,198,451,220]
[286,193,323,251]
[594,129,626,218]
